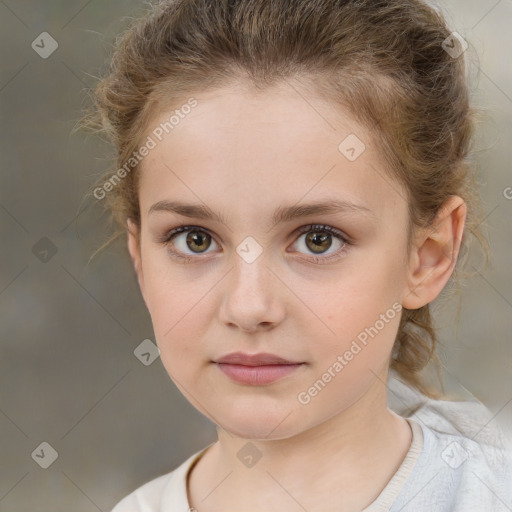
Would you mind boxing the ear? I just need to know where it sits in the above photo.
[401,195,467,310]
[127,219,146,301]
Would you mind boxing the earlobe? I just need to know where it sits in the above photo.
[402,196,467,310]
[126,219,146,298]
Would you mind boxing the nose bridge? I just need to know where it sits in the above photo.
[230,245,273,300]
[219,243,285,330]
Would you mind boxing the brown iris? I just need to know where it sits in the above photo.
[305,231,332,254]
[186,231,211,253]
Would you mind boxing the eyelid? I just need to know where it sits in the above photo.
[289,224,352,263]
[157,224,217,245]
[292,224,353,244]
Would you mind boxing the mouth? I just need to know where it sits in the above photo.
[212,351,306,385]
[213,361,305,385]
[213,351,303,366]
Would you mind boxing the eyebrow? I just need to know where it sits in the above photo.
[148,198,376,227]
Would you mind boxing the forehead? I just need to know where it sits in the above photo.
[138,81,408,226]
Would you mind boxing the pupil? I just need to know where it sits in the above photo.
[188,231,209,252]
[307,232,332,254]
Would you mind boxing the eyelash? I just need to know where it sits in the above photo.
[159,224,352,264]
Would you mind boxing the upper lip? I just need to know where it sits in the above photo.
[214,352,302,366]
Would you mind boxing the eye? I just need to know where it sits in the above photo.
[290,224,351,263]
[160,225,219,261]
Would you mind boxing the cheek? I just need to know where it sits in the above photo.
[309,262,402,367]
[302,288,401,407]
[141,264,209,368]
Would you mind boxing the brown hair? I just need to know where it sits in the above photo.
[79,0,490,399]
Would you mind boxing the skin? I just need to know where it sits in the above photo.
[127,79,466,511]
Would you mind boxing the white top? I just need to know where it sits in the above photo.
[111,374,512,511]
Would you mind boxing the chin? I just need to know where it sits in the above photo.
[222,422,297,441]
[217,406,302,440]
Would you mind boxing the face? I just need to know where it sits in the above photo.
[128,80,418,440]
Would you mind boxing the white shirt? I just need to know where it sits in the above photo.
[111,373,512,511]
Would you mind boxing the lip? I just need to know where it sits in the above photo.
[213,351,302,366]
[215,363,304,385]
[212,352,305,386]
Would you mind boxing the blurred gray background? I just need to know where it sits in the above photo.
[0,0,511,510]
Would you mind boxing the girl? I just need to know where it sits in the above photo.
[82,0,512,510]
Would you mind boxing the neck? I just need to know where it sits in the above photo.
[188,368,413,511]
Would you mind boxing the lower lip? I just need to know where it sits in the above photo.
[215,363,303,385]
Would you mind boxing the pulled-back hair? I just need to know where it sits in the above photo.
[79,0,490,399]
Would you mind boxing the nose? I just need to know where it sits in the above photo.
[218,255,286,333]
